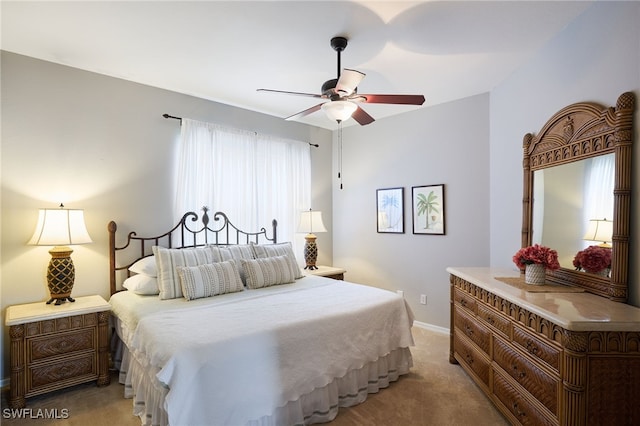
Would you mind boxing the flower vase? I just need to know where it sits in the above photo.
[525,264,546,285]
[595,269,609,278]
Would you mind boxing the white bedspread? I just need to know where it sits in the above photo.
[111,276,414,425]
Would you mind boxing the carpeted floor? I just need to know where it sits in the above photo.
[1,327,507,425]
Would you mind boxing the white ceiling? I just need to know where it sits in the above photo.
[1,1,593,130]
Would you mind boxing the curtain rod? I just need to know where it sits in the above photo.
[161,113,319,147]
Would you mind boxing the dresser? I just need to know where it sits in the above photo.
[448,267,640,426]
[5,295,111,408]
[303,265,346,280]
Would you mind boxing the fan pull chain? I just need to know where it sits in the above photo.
[338,121,343,189]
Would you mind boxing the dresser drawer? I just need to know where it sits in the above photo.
[512,325,561,373]
[478,303,511,338]
[493,336,559,414]
[27,353,97,396]
[454,307,491,355]
[454,333,491,387]
[493,370,556,426]
[27,328,95,363]
[454,288,477,315]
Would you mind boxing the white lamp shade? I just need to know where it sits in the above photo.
[297,210,327,234]
[28,208,92,246]
[321,101,357,122]
[583,219,613,243]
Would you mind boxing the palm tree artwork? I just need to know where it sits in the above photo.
[416,191,440,229]
[380,193,399,229]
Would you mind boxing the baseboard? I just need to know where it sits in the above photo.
[412,320,449,335]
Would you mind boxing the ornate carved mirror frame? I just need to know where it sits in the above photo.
[521,92,635,302]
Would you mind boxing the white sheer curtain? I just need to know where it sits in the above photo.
[582,153,615,245]
[174,118,311,246]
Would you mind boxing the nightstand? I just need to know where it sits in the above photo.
[304,265,346,280]
[5,295,111,409]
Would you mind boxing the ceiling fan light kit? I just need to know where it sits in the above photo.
[257,36,425,126]
[321,100,358,122]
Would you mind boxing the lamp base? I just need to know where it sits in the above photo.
[303,234,319,270]
[46,246,76,305]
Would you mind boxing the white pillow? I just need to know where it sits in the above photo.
[241,255,295,289]
[153,246,219,300]
[252,242,302,279]
[129,256,157,277]
[176,260,244,301]
[213,245,255,284]
[122,274,159,295]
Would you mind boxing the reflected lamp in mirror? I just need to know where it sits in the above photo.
[583,218,613,248]
[28,204,92,305]
[297,209,327,270]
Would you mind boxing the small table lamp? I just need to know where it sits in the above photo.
[583,218,613,248]
[28,204,92,305]
[297,209,327,270]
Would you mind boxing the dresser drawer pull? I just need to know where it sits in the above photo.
[512,402,526,419]
[486,315,495,325]
[525,340,539,355]
[464,324,474,336]
[459,298,467,307]
[512,364,526,379]
[465,352,474,365]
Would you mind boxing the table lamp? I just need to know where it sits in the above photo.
[297,209,327,270]
[583,218,613,248]
[28,204,92,305]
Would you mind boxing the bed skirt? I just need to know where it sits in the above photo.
[115,338,413,426]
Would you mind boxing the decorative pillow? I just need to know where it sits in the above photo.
[251,242,302,279]
[153,246,219,300]
[122,274,159,295]
[129,256,157,277]
[240,255,295,289]
[176,260,244,301]
[213,244,255,284]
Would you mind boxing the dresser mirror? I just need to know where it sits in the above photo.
[521,92,635,301]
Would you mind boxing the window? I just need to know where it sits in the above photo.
[175,119,311,246]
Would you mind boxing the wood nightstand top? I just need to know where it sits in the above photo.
[5,295,110,326]
[303,265,346,278]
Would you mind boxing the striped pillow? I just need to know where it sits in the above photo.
[251,242,302,279]
[153,246,219,300]
[176,260,244,301]
[241,255,295,289]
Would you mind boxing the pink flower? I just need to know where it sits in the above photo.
[512,244,560,270]
[573,246,611,273]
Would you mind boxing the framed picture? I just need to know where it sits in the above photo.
[412,184,445,235]
[376,187,404,233]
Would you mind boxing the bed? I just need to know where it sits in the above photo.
[108,209,415,425]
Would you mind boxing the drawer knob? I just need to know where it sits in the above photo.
[464,324,474,336]
[460,299,467,307]
[487,316,495,325]
[512,364,526,379]
[525,340,539,355]
[512,402,526,418]
[465,352,474,365]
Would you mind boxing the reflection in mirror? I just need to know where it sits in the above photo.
[532,153,614,270]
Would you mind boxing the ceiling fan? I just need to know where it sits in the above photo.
[257,36,425,126]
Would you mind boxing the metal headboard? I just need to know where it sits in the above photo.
[108,208,278,295]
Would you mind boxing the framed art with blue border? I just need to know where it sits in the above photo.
[376,187,404,233]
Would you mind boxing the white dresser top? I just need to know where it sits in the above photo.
[447,267,640,332]
[5,295,110,326]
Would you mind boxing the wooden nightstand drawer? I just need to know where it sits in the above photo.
[28,327,95,363]
[28,353,97,395]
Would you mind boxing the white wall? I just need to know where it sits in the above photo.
[333,93,491,329]
[490,1,640,306]
[0,52,333,379]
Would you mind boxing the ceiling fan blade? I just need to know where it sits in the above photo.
[335,69,365,96]
[357,94,425,105]
[285,103,324,121]
[257,88,323,99]
[351,106,375,126]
